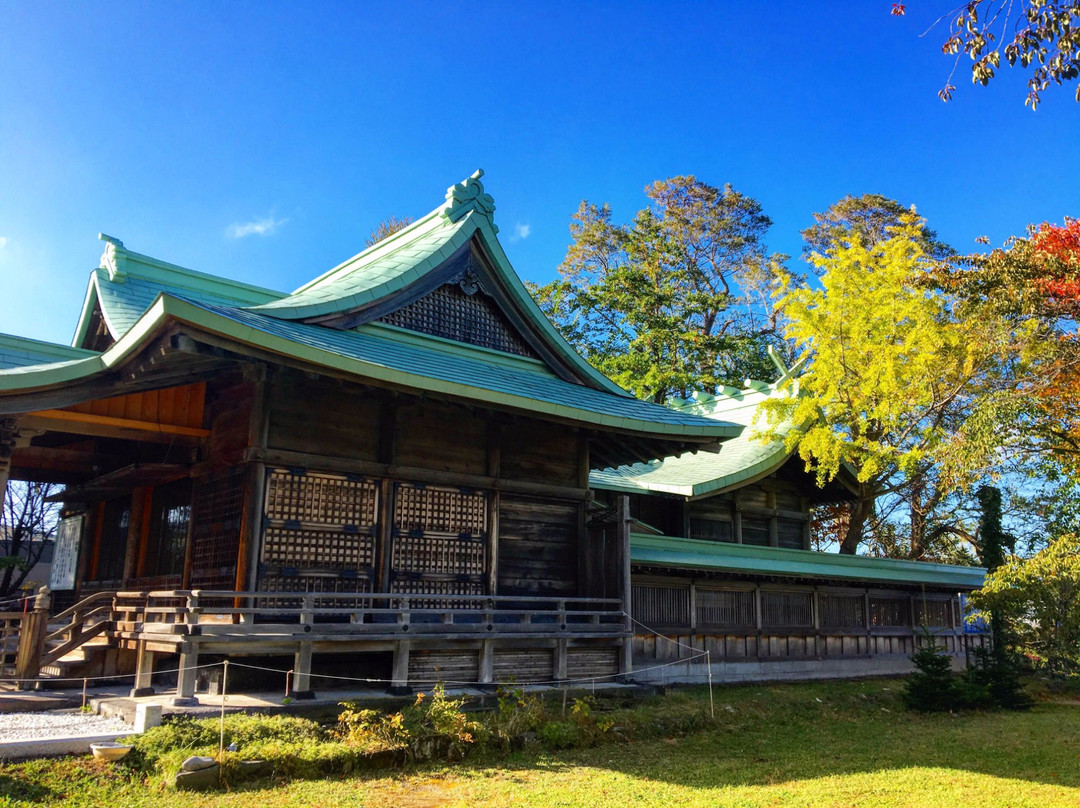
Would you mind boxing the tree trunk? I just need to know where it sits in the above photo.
[839,491,874,555]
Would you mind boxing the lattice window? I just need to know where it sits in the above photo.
[870,596,911,627]
[379,283,538,358]
[761,590,814,628]
[820,594,866,628]
[263,527,374,569]
[631,584,691,627]
[260,469,379,596]
[390,577,485,610]
[258,572,371,610]
[265,470,377,526]
[696,588,755,627]
[189,467,245,590]
[394,484,485,535]
[391,533,485,576]
[389,483,488,601]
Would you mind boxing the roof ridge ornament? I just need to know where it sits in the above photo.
[440,169,498,232]
[97,233,127,282]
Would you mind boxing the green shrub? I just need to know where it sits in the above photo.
[484,685,547,750]
[339,684,484,762]
[537,720,582,749]
[902,634,961,712]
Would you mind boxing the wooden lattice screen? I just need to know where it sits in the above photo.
[379,283,538,358]
[631,583,691,627]
[869,596,911,627]
[696,588,755,628]
[189,466,246,590]
[760,591,814,628]
[390,482,487,602]
[259,469,377,597]
[820,594,867,628]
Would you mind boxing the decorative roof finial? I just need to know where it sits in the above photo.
[98,233,127,281]
[441,169,497,231]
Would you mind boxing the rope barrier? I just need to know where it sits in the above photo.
[0,661,222,686]
[0,612,718,698]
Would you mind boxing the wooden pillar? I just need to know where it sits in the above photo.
[487,419,502,597]
[239,463,267,600]
[376,397,397,595]
[292,594,315,697]
[238,366,269,598]
[174,642,199,704]
[391,640,411,694]
[616,494,632,676]
[555,639,568,680]
[126,487,152,581]
[14,586,50,688]
[131,640,155,696]
[767,492,778,547]
[479,639,495,684]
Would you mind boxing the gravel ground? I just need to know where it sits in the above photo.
[0,711,131,742]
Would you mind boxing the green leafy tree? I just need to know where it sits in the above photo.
[533,177,791,403]
[970,534,1080,673]
[761,214,1019,554]
[801,194,953,264]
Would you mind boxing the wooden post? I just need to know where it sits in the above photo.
[390,640,411,694]
[14,586,51,688]
[617,494,632,677]
[174,642,200,704]
[128,487,153,580]
[131,640,155,696]
[292,594,315,697]
[555,639,568,681]
[479,640,494,685]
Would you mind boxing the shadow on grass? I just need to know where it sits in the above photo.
[483,696,1080,793]
[0,772,56,803]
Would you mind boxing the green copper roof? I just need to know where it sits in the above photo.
[247,171,630,397]
[631,533,986,589]
[591,383,796,498]
[73,234,284,346]
[0,333,97,371]
[2,293,739,441]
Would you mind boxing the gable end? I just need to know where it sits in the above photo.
[379,282,539,358]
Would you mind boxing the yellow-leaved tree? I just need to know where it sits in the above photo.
[760,214,1025,555]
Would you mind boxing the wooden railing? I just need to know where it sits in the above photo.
[40,590,116,668]
[111,590,628,640]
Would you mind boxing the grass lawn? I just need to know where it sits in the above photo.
[2,678,1078,807]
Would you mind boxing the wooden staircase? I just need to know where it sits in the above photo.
[37,591,115,683]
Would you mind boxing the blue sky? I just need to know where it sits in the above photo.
[2,1,1078,346]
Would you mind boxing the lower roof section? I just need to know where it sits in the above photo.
[630,533,986,590]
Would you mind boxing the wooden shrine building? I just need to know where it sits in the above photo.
[0,172,735,697]
[591,372,987,683]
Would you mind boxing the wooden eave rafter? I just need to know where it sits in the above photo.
[21,409,209,444]
[46,462,189,502]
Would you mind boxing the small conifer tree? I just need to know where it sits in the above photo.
[902,631,958,711]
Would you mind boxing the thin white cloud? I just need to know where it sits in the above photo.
[0,237,8,249]
[226,215,287,239]
[511,222,531,242]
